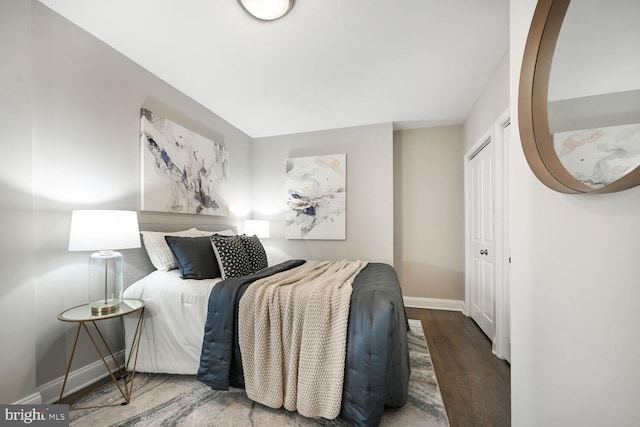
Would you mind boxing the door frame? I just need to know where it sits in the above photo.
[464,109,510,360]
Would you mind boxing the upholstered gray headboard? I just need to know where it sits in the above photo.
[122,222,237,287]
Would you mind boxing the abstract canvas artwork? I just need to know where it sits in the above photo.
[285,154,346,240]
[554,123,640,189]
[140,108,229,216]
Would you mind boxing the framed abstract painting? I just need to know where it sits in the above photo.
[285,154,346,240]
[140,108,229,216]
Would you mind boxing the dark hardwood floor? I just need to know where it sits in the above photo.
[406,308,511,427]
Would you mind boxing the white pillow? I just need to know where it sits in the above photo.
[140,228,202,271]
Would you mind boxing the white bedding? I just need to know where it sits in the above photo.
[123,270,221,374]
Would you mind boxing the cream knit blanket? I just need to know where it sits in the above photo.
[238,259,368,419]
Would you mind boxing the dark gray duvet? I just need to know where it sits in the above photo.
[196,260,410,427]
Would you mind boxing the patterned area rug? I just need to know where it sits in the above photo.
[70,319,449,426]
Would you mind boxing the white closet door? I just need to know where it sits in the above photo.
[469,140,495,339]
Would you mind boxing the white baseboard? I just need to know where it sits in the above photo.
[403,296,465,311]
[38,350,125,404]
[14,392,43,405]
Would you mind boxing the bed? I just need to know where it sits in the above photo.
[123,223,410,427]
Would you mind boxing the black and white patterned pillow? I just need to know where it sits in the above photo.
[210,235,252,279]
[240,234,268,272]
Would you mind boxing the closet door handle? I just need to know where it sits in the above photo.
[480,249,488,256]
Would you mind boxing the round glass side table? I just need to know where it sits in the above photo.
[57,299,145,408]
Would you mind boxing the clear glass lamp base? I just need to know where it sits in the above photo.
[89,250,124,316]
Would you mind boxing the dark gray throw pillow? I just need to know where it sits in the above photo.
[164,236,221,280]
[240,234,268,272]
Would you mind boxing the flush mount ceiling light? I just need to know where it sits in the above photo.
[237,0,294,21]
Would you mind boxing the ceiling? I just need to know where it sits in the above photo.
[37,0,510,138]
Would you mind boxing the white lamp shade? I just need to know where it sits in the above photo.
[68,210,141,251]
[238,0,294,21]
[244,219,270,238]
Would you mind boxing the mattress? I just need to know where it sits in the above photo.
[123,270,221,374]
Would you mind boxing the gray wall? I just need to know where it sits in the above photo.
[0,0,38,404]
[393,126,464,301]
[251,123,394,265]
[511,0,640,425]
[2,0,252,400]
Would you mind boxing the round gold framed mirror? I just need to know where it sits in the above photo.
[519,0,640,194]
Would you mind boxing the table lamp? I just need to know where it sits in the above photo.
[243,219,270,238]
[68,210,141,315]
